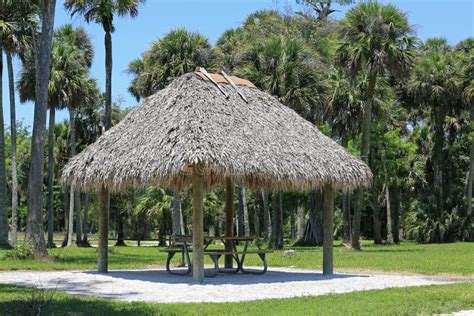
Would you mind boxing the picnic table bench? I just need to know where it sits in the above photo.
[160,235,272,277]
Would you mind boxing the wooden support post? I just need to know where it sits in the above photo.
[192,164,205,282]
[323,184,335,275]
[98,187,109,273]
[225,177,234,268]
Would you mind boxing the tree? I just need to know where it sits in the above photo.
[296,0,354,22]
[456,38,474,216]
[127,28,213,100]
[408,38,462,241]
[25,0,57,257]
[336,1,415,249]
[65,0,144,270]
[0,0,39,247]
[18,24,96,247]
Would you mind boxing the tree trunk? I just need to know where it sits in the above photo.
[0,47,8,247]
[192,164,204,282]
[290,208,296,240]
[392,186,400,244]
[61,187,69,247]
[103,28,113,257]
[75,191,82,246]
[82,193,90,245]
[467,105,474,216]
[7,52,18,247]
[272,192,284,249]
[98,187,109,272]
[372,183,382,244]
[385,184,394,244]
[115,203,126,246]
[224,177,234,268]
[433,107,445,242]
[172,190,182,235]
[302,190,323,245]
[341,134,351,243]
[262,191,271,240]
[253,192,260,237]
[67,110,76,247]
[296,205,305,240]
[236,184,244,236]
[238,184,250,236]
[25,0,56,257]
[67,188,74,247]
[46,107,56,248]
[351,74,376,250]
[323,185,335,275]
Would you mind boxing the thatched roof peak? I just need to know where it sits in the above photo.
[62,72,372,192]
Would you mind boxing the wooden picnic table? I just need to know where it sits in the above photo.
[160,235,272,277]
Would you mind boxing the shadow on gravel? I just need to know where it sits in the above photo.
[82,269,366,285]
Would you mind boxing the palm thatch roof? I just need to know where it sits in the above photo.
[62,72,372,192]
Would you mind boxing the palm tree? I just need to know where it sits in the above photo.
[456,38,474,216]
[408,38,463,241]
[25,0,57,257]
[326,68,364,243]
[0,43,7,247]
[336,1,415,249]
[65,0,144,269]
[0,0,39,247]
[127,28,213,100]
[64,0,144,130]
[18,24,96,247]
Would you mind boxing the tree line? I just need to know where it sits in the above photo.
[0,0,472,256]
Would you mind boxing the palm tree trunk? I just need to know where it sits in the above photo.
[7,51,18,246]
[99,27,113,269]
[371,147,382,245]
[467,106,474,216]
[61,187,69,247]
[392,186,400,244]
[272,192,284,249]
[238,184,250,236]
[290,208,296,240]
[253,192,260,237]
[341,134,351,243]
[25,0,56,257]
[46,107,56,248]
[351,74,376,250]
[302,190,323,245]
[433,107,445,242]
[0,47,8,247]
[296,205,305,240]
[75,190,82,246]
[262,191,271,240]
[236,185,244,236]
[386,184,394,244]
[67,109,77,247]
[372,183,382,244]
[82,193,90,245]
[172,190,182,235]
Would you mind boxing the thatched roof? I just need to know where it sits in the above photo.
[62,72,372,192]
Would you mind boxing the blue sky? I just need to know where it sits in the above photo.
[2,0,473,131]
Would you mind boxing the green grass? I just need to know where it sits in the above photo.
[0,282,473,315]
[1,240,473,275]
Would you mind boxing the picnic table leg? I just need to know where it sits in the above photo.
[241,252,268,275]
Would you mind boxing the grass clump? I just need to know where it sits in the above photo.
[4,243,35,261]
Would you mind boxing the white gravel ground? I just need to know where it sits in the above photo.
[0,268,460,303]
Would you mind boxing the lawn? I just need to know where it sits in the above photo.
[0,282,473,315]
[0,240,473,276]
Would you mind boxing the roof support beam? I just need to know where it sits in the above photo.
[323,184,335,275]
[98,186,109,273]
[192,164,205,282]
[224,177,234,268]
